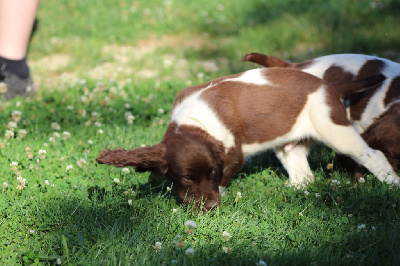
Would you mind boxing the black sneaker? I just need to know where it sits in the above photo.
[0,64,35,100]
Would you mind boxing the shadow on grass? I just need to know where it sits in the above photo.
[24,172,400,265]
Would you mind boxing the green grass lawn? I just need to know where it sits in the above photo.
[1,0,400,265]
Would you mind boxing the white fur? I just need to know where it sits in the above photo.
[171,83,236,151]
[224,68,270,85]
[302,54,377,77]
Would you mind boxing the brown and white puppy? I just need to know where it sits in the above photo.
[97,68,399,212]
[242,53,400,134]
[242,53,400,175]
[337,101,400,178]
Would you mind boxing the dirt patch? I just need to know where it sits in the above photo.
[30,33,228,90]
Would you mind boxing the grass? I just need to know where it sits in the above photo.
[1,0,400,265]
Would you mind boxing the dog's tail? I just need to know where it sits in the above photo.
[241,52,291,68]
[333,74,386,98]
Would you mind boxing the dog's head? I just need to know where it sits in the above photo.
[96,130,225,212]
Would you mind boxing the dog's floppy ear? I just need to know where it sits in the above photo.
[96,143,168,175]
[333,74,386,97]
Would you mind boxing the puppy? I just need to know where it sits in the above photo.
[242,53,400,176]
[242,53,400,133]
[337,101,400,178]
[97,68,399,212]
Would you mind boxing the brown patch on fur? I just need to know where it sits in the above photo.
[361,102,400,169]
[347,60,386,120]
[172,73,241,108]
[201,68,321,144]
[292,60,314,70]
[333,74,385,98]
[384,76,400,107]
[323,65,355,83]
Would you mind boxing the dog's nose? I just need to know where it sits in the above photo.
[202,197,221,213]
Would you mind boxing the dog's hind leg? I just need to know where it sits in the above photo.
[315,123,399,184]
[275,140,315,186]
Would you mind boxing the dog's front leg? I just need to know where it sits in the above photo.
[219,147,245,196]
[275,140,315,187]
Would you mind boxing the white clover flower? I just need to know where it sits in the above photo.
[10,162,18,171]
[197,72,204,79]
[0,82,7,93]
[16,176,27,190]
[222,231,231,242]
[114,178,120,184]
[49,137,56,142]
[330,180,340,186]
[185,220,197,234]
[39,149,47,159]
[185,248,195,256]
[66,164,74,172]
[53,132,60,138]
[158,108,165,114]
[122,168,130,174]
[235,191,242,202]
[88,139,93,145]
[222,246,231,253]
[153,241,162,251]
[185,220,197,228]
[172,208,178,213]
[80,109,87,117]
[67,105,74,110]
[128,199,133,205]
[51,122,61,130]
[45,180,50,185]
[11,110,22,122]
[18,129,27,138]
[3,182,8,187]
[304,190,310,196]
[315,193,321,198]
[77,158,86,168]
[94,122,102,127]
[98,129,104,134]
[63,131,71,140]
[8,121,18,130]
[257,260,267,266]
[4,130,14,139]
[91,112,99,120]
[166,186,171,192]
[358,177,365,183]
[125,103,131,109]
[56,258,62,265]
[357,224,366,232]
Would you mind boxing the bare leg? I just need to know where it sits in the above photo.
[0,0,39,59]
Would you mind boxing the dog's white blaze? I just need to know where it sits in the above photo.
[224,68,270,85]
[171,85,235,150]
